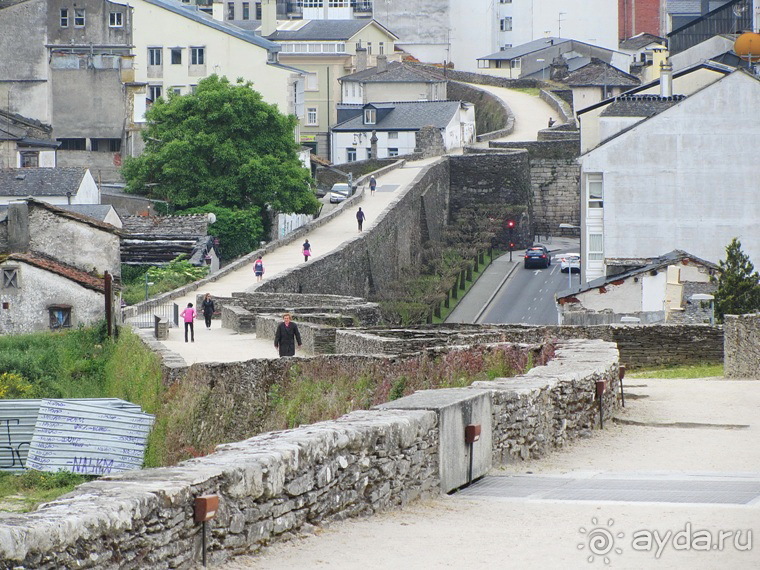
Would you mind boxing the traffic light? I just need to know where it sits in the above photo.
[509,242,516,249]
[506,219,516,229]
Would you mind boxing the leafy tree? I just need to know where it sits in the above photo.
[175,205,264,260]
[714,238,760,322]
[122,75,319,215]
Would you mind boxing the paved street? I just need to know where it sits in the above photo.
[222,378,760,570]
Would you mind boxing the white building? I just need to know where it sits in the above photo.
[578,69,760,282]
[331,101,475,164]
[374,0,618,72]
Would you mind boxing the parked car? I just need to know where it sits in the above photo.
[560,253,581,273]
[524,245,551,269]
[329,183,351,204]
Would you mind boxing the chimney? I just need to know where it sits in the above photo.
[211,0,224,22]
[356,46,368,71]
[660,59,673,97]
[260,0,277,37]
[376,54,388,73]
[8,202,30,253]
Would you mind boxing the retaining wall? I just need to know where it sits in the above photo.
[0,340,620,568]
[723,313,760,378]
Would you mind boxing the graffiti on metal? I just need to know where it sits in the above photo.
[0,399,153,474]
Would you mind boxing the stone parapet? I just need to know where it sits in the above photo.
[724,313,760,378]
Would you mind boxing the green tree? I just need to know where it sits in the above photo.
[175,205,264,260]
[714,238,760,322]
[122,75,319,215]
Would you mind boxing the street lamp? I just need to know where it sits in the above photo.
[559,223,581,289]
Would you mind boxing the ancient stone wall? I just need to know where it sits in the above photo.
[723,313,760,378]
[257,159,450,297]
[530,158,581,239]
[0,340,620,568]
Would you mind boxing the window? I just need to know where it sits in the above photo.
[148,47,162,66]
[49,306,72,330]
[74,8,85,27]
[303,0,322,6]
[363,108,376,124]
[305,72,318,91]
[588,233,604,261]
[148,84,162,102]
[109,12,123,27]
[57,138,86,150]
[20,152,39,168]
[91,139,122,152]
[379,42,384,55]
[366,42,372,55]
[255,2,262,19]
[242,2,250,19]
[306,107,318,126]
[190,84,198,93]
[510,58,521,69]
[500,0,512,3]
[500,17,512,31]
[171,48,182,64]
[60,8,69,27]
[191,47,205,65]
[171,86,182,95]
[388,148,399,157]
[388,131,398,139]
[227,2,235,19]
[587,174,603,208]
[347,147,357,162]
[2,268,19,289]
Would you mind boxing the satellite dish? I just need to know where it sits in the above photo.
[733,4,748,17]
[207,213,217,224]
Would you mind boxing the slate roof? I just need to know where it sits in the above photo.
[58,204,117,224]
[122,214,209,237]
[26,199,122,235]
[143,0,280,51]
[0,167,88,197]
[565,59,641,88]
[2,253,106,293]
[600,94,686,117]
[340,62,444,83]
[266,19,397,41]
[619,33,667,51]
[556,250,719,299]
[479,37,572,60]
[332,101,463,132]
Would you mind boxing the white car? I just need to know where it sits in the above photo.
[329,183,351,204]
[560,253,581,273]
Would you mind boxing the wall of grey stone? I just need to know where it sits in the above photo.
[666,281,717,325]
[256,313,338,354]
[0,339,621,568]
[336,323,723,369]
[448,152,532,249]
[723,313,760,378]
[540,89,574,126]
[489,139,580,160]
[530,158,580,239]
[256,159,450,298]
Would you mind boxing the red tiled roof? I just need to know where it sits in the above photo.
[3,253,106,293]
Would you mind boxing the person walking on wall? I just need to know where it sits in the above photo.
[274,312,302,357]
[253,255,265,282]
[201,293,215,330]
[369,175,377,196]
[356,207,366,232]
[302,239,312,262]
[180,302,196,342]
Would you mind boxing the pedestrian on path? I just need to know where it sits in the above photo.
[369,175,377,196]
[253,255,265,282]
[274,313,302,357]
[356,207,366,232]
[548,117,556,128]
[201,293,215,330]
[180,302,196,343]
[302,239,312,262]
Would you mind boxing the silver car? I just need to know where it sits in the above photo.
[329,183,351,204]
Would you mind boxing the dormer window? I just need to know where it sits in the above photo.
[364,108,376,125]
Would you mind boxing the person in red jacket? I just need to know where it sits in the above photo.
[180,302,196,343]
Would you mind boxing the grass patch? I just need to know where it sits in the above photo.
[510,87,540,96]
[0,471,94,513]
[629,362,724,379]
[433,250,500,323]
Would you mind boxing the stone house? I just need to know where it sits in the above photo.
[331,101,475,164]
[261,14,400,158]
[0,109,59,170]
[338,57,447,105]
[578,69,760,282]
[0,167,100,206]
[562,58,641,116]
[0,199,121,334]
[556,250,719,325]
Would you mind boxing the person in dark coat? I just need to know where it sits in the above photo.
[201,293,215,330]
[274,313,302,357]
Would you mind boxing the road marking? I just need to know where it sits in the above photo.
[533,270,541,276]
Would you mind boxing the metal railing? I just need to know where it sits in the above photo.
[127,301,179,329]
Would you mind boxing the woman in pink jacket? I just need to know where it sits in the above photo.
[180,302,196,343]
